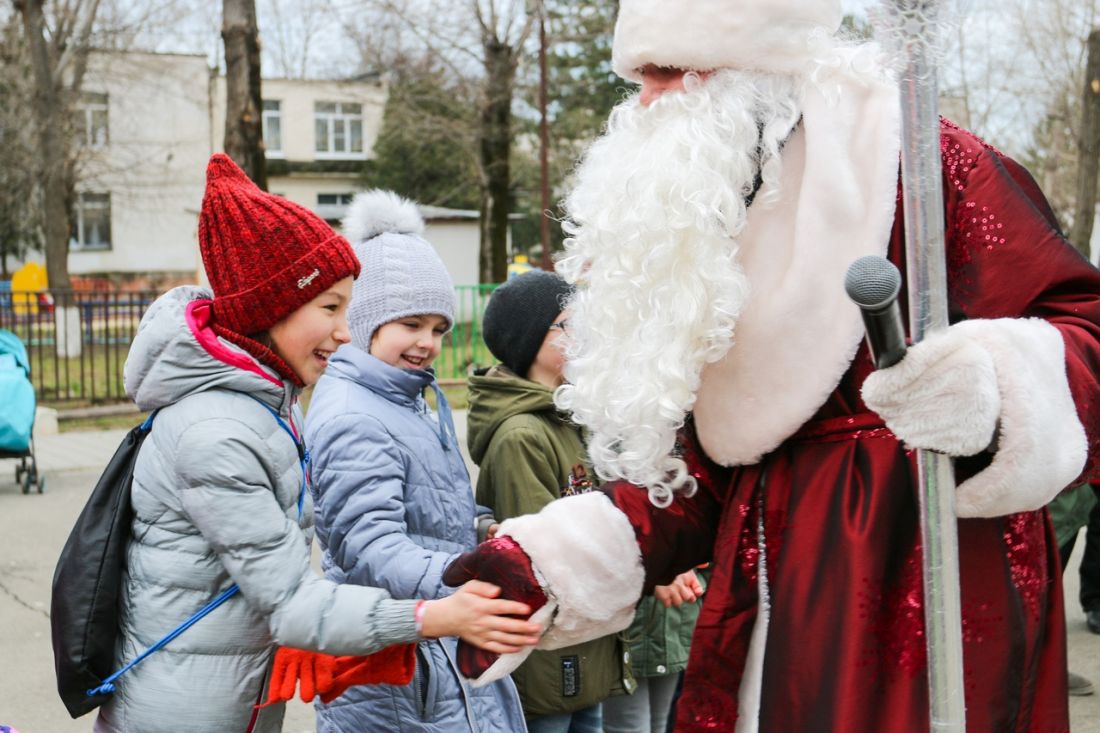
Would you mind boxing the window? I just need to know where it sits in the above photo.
[314,101,365,158]
[70,193,112,251]
[75,92,109,148]
[262,100,283,156]
[317,193,354,206]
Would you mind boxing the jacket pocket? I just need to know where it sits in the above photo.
[413,642,436,720]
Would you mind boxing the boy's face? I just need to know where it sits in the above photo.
[528,309,570,388]
[268,276,354,386]
[370,313,449,370]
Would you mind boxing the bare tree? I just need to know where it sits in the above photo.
[261,0,330,78]
[1072,28,1100,257]
[223,0,267,188]
[475,1,535,283]
[347,0,535,283]
[939,0,1099,237]
[0,14,41,279]
[14,0,102,290]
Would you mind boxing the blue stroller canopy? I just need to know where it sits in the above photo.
[0,328,34,453]
[0,329,30,376]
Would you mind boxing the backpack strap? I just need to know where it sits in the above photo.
[87,400,308,698]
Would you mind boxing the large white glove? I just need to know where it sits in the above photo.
[862,326,1000,456]
[862,318,1087,518]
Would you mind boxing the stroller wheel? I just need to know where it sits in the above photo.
[21,472,31,495]
[36,475,45,494]
[15,464,23,482]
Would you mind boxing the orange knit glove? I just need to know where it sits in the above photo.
[262,644,417,707]
[322,644,417,703]
[264,647,335,705]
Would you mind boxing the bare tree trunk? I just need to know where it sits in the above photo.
[18,0,73,290]
[478,36,514,284]
[1072,28,1100,260]
[222,0,267,189]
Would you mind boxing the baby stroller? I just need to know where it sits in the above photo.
[0,329,42,493]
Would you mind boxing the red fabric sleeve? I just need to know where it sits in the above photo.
[600,420,732,592]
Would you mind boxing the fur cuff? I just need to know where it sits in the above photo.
[499,492,645,649]
[953,318,1088,517]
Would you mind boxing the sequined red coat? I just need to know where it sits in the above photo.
[603,121,1100,732]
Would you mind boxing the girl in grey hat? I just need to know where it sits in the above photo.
[304,191,528,733]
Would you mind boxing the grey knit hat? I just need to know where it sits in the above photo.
[482,270,572,378]
[342,190,456,349]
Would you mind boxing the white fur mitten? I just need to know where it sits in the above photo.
[862,325,1000,456]
[862,318,1088,518]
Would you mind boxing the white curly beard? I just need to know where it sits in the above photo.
[555,69,801,506]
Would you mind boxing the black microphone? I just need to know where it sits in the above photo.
[845,255,907,369]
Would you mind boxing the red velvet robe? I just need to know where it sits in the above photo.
[604,121,1100,732]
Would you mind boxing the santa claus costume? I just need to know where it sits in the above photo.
[442,1,1100,731]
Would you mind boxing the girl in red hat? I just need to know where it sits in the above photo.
[92,155,538,733]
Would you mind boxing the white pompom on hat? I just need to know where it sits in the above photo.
[342,190,456,350]
[612,0,843,81]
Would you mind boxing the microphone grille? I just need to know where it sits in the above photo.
[845,255,901,309]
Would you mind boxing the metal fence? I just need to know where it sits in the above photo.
[0,284,499,406]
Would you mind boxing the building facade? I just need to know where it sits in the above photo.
[13,50,483,289]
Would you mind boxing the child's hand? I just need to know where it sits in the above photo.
[653,570,705,608]
[421,580,542,654]
[485,523,500,540]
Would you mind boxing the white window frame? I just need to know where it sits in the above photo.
[262,99,283,157]
[69,192,112,251]
[314,101,367,160]
[76,92,109,148]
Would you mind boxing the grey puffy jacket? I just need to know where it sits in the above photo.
[93,287,420,733]
[305,344,526,732]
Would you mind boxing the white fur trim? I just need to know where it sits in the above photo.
[612,0,842,80]
[736,513,771,733]
[502,492,644,649]
[464,493,643,687]
[341,189,425,243]
[694,57,901,466]
[951,318,1088,518]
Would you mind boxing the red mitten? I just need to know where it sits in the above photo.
[442,536,549,679]
[263,647,335,706]
[320,644,418,703]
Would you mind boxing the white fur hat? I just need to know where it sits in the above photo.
[612,0,843,81]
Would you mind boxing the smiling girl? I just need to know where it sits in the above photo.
[304,191,527,732]
[95,159,537,733]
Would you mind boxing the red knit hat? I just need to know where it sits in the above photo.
[199,153,361,336]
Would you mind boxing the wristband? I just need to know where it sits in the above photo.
[415,600,430,637]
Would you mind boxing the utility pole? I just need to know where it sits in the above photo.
[538,1,552,271]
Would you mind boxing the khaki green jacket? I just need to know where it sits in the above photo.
[468,366,634,717]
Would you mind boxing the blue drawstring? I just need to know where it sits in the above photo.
[429,381,459,452]
[87,398,309,698]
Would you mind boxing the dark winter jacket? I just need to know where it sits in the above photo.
[467,366,634,717]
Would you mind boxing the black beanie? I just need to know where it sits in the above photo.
[482,270,573,377]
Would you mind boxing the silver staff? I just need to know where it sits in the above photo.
[880,1,966,730]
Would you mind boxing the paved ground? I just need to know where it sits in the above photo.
[1,422,1099,731]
